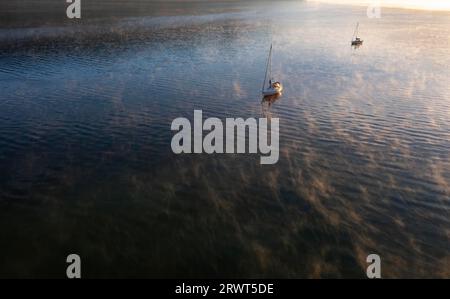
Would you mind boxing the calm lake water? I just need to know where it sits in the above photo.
[0,1,449,278]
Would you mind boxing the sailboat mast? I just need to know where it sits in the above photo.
[262,44,273,91]
[353,22,359,38]
[269,45,272,82]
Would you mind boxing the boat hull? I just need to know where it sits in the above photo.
[262,85,283,96]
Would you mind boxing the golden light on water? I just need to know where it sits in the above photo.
[309,0,450,11]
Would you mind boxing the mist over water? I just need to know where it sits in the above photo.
[0,1,449,278]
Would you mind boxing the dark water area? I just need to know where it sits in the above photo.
[0,1,449,278]
[0,0,261,28]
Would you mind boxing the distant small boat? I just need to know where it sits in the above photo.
[351,22,364,46]
[262,44,283,96]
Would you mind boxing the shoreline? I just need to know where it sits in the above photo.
[307,0,450,13]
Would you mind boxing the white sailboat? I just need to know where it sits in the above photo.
[351,22,363,46]
[262,44,283,97]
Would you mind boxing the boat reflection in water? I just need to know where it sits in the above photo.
[261,92,283,118]
[352,42,363,50]
[261,92,282,107]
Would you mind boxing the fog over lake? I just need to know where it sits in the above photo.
[0,0,449,278]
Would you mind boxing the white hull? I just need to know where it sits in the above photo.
[262,85,283,96]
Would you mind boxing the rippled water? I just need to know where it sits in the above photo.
[0,1,449,278]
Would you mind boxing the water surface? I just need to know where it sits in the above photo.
[0,1,449,278]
